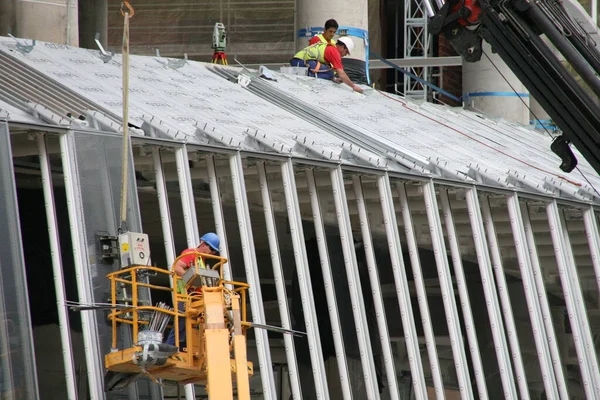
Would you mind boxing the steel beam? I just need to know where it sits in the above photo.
[397,182,446,400]
[331,167,380,399]
[174,145,198,400]
[305,168,352,400]
[281,159,330,399]
[352,175,400,400]
[59,132,105,400]
[377,173,427,399]
[506,194,560,400]
[547,201,600,398]
[151,147,177,303]
[439,188,489,399]
[583,206,600,297]
[521,203,569,399]
[206,154,232,282]
[465,187,518,399]
[245,57,463,70]
[480,196,530,400]
[421,181,473,400]
[229,152,277,399]
[175,146,200,248]
[257,161,302,400]
[38,134,78,400]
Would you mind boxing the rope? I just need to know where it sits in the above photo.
[119,1,134,231]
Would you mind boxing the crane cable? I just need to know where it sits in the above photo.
[119,1,135,232]
[481,50,600,198]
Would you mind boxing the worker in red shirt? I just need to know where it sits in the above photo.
[165,232,220,348]
[308,19,338,46]
[291,37,363,94]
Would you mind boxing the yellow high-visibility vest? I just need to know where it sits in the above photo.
[316,34,336,46]
[293,42,330,64]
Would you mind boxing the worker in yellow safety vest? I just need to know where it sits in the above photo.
[291,37,363,94]
[309,19,338,46]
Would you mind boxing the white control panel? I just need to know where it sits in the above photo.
[118,232,150,267]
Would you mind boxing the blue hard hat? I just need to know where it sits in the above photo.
[200,232,220,254]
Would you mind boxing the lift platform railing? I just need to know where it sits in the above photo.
[105,252,249,350]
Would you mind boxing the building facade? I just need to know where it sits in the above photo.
[0,33,600,400]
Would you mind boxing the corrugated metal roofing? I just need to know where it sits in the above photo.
[1,36,599,204]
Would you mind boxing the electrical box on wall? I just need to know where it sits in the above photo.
[118,232,150,267]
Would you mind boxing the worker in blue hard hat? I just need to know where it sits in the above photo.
[166,232,220,348]
[172,232,220,277]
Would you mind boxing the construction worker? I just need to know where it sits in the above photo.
[309,18,339,46]
[291,37,364,94]
[166,232,220,348]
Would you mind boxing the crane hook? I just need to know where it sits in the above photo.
[121,1,135,17]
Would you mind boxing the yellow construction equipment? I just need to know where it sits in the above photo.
[104,252,252,399]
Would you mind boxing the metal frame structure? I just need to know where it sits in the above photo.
[396,182,445,399]
[174,145,199,400]
[331,167,381,399]
[465,187,518,398]
[421,181,473,399]
[378,173,428,399]
[480,196,530,399]
[403,0,431,100]
[438,187,489,399]
[282,160,330,399]
[3,126,600,399]
[2,20,600,397]
[256,161,302,399]
[59,131,105,400]
[305,167,352,400]
[37,134,78,400]
[352,174,400,400]
[521,202,570,399]
[0,122,40,400]
[547,201,600,398]
[229,152,277,399]
[506,193,561,399]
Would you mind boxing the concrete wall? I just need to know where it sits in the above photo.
[0,0,78,45]
[295,0,368,61]
[462,42,530,124]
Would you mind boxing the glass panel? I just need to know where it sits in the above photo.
[71,132,159,399]
[445,187,503,395]
[345,172,395,397]
[258,160,303,398]
[0,124,39,400]
[296,165,349,399]
[525,201,583,397]
[11,133,81,399]
[483,194,544,396]
[389,179,439,392]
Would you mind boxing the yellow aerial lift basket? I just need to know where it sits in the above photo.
[104,252,252,399]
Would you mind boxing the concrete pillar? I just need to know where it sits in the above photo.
[462,42,529,125]
[295,0,368,62]
[13,0,78,46]
[0,1,15,36]
[78,0,107,50]
[529,97,552,130]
